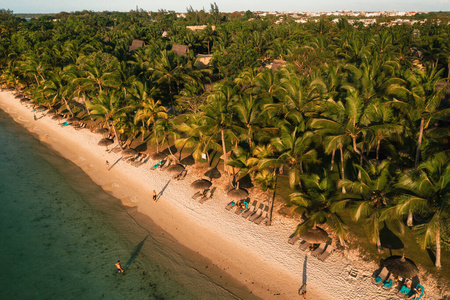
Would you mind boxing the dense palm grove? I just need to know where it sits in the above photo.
[0,9,449,269]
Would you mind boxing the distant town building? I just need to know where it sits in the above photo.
[129,39,145,51]
[186,25,216,32]
[171,44,189,57]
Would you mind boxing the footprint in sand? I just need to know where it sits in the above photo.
[111,183,119,188]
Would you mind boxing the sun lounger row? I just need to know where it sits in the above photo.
[296,239,333,261]
[225,200,269,225]
[192,187,216,204]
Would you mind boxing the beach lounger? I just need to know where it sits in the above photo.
[235,199,249,215]
[74,123,87,130]
[412,284,424,300]
[248,203,264,222]
[241,201,257,218]
[253,205,269,224]
[382,274,394,289]
[199,187,214,204]
[192,191,202,200]
[372,266,389,286]
[225,201,236,210]
[61,121,70,127]
[288,233,300,245]
[299,240,311,251]
[311,242,327,257]
[318,244,334,261]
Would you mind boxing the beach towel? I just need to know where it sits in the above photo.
[61,121,70,127]
[382,279,393,288]
[399,285,411,294]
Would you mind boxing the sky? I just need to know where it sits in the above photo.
[3,0,450,14]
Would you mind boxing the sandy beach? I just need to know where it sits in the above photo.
[0,90,443,300]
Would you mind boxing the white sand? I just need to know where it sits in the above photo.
[0,90,443,300]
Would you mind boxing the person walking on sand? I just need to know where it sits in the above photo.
[33,114,37,121]
[115,260,124,273]
[298,283,306,299]
[153,190,158,201]
[106,160,110,170]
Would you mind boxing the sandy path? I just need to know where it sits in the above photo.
[1,90,441,300]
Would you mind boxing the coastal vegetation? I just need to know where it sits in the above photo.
[0,7,449,282]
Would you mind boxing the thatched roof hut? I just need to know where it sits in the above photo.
[129,39,145,51]
[171,44,189,57]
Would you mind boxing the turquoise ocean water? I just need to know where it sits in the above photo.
[0,109,257,300]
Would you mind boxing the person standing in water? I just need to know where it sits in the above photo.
[115,260,124,273]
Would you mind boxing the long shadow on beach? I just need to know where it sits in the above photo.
[157,180,171,200]
[124,235,148,271]
[298,255,307,295]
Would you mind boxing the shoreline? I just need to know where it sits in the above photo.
[0,90,442,299]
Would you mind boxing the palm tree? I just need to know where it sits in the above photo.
[132,82,167,141]
[290,172,349,246]
[394,152,449,268]
[199,83,241,184]
[87,91,134,149]
[339,160,396,252]
[387,67,449,169]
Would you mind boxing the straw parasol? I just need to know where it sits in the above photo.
[35,105,47,110]
[180,154,195,166]
[382,254,419,278]
[122,148,138,157]
[191,179,212,190]
[52,114,64,121]
[98,138,114,147]
[67,116,80,123]
[95,128,109,135]
[151,152,167,160]
[166,164,185,174]
[300,226,328,244]
[46,109,57,115]
[205,167,221,179]
[227,186,248,200]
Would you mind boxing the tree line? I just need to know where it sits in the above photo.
[0,9,449,268]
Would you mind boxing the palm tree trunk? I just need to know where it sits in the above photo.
[340,144,346,194]
[415,117,425,169]
[436,225,442,268]
[267,173,278,226]
[111,123,123,150]
[62,97,74,117]
[221,129,231,184]
[376,139,381,161]
[407,211,413,227]
[330,149,335,171]
[82,94,93,121]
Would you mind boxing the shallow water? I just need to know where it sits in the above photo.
[0,109,257,300]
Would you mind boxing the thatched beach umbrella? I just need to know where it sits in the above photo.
[46,109,57,115]
[52,114,64,121]
[95,128,109,135]
[382,255,419,278]
[20,97,31,103]
[122,148,138,157]
[227,187,248,200]
[35,105,47,111]
[205,167,221,179]
[300,226,328,244]
[98,138,114,147]
[165,164,185,174]
[67,116,80,123]
[191,179,212,190]
[151,152,167,160]
[180,154,195,166]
